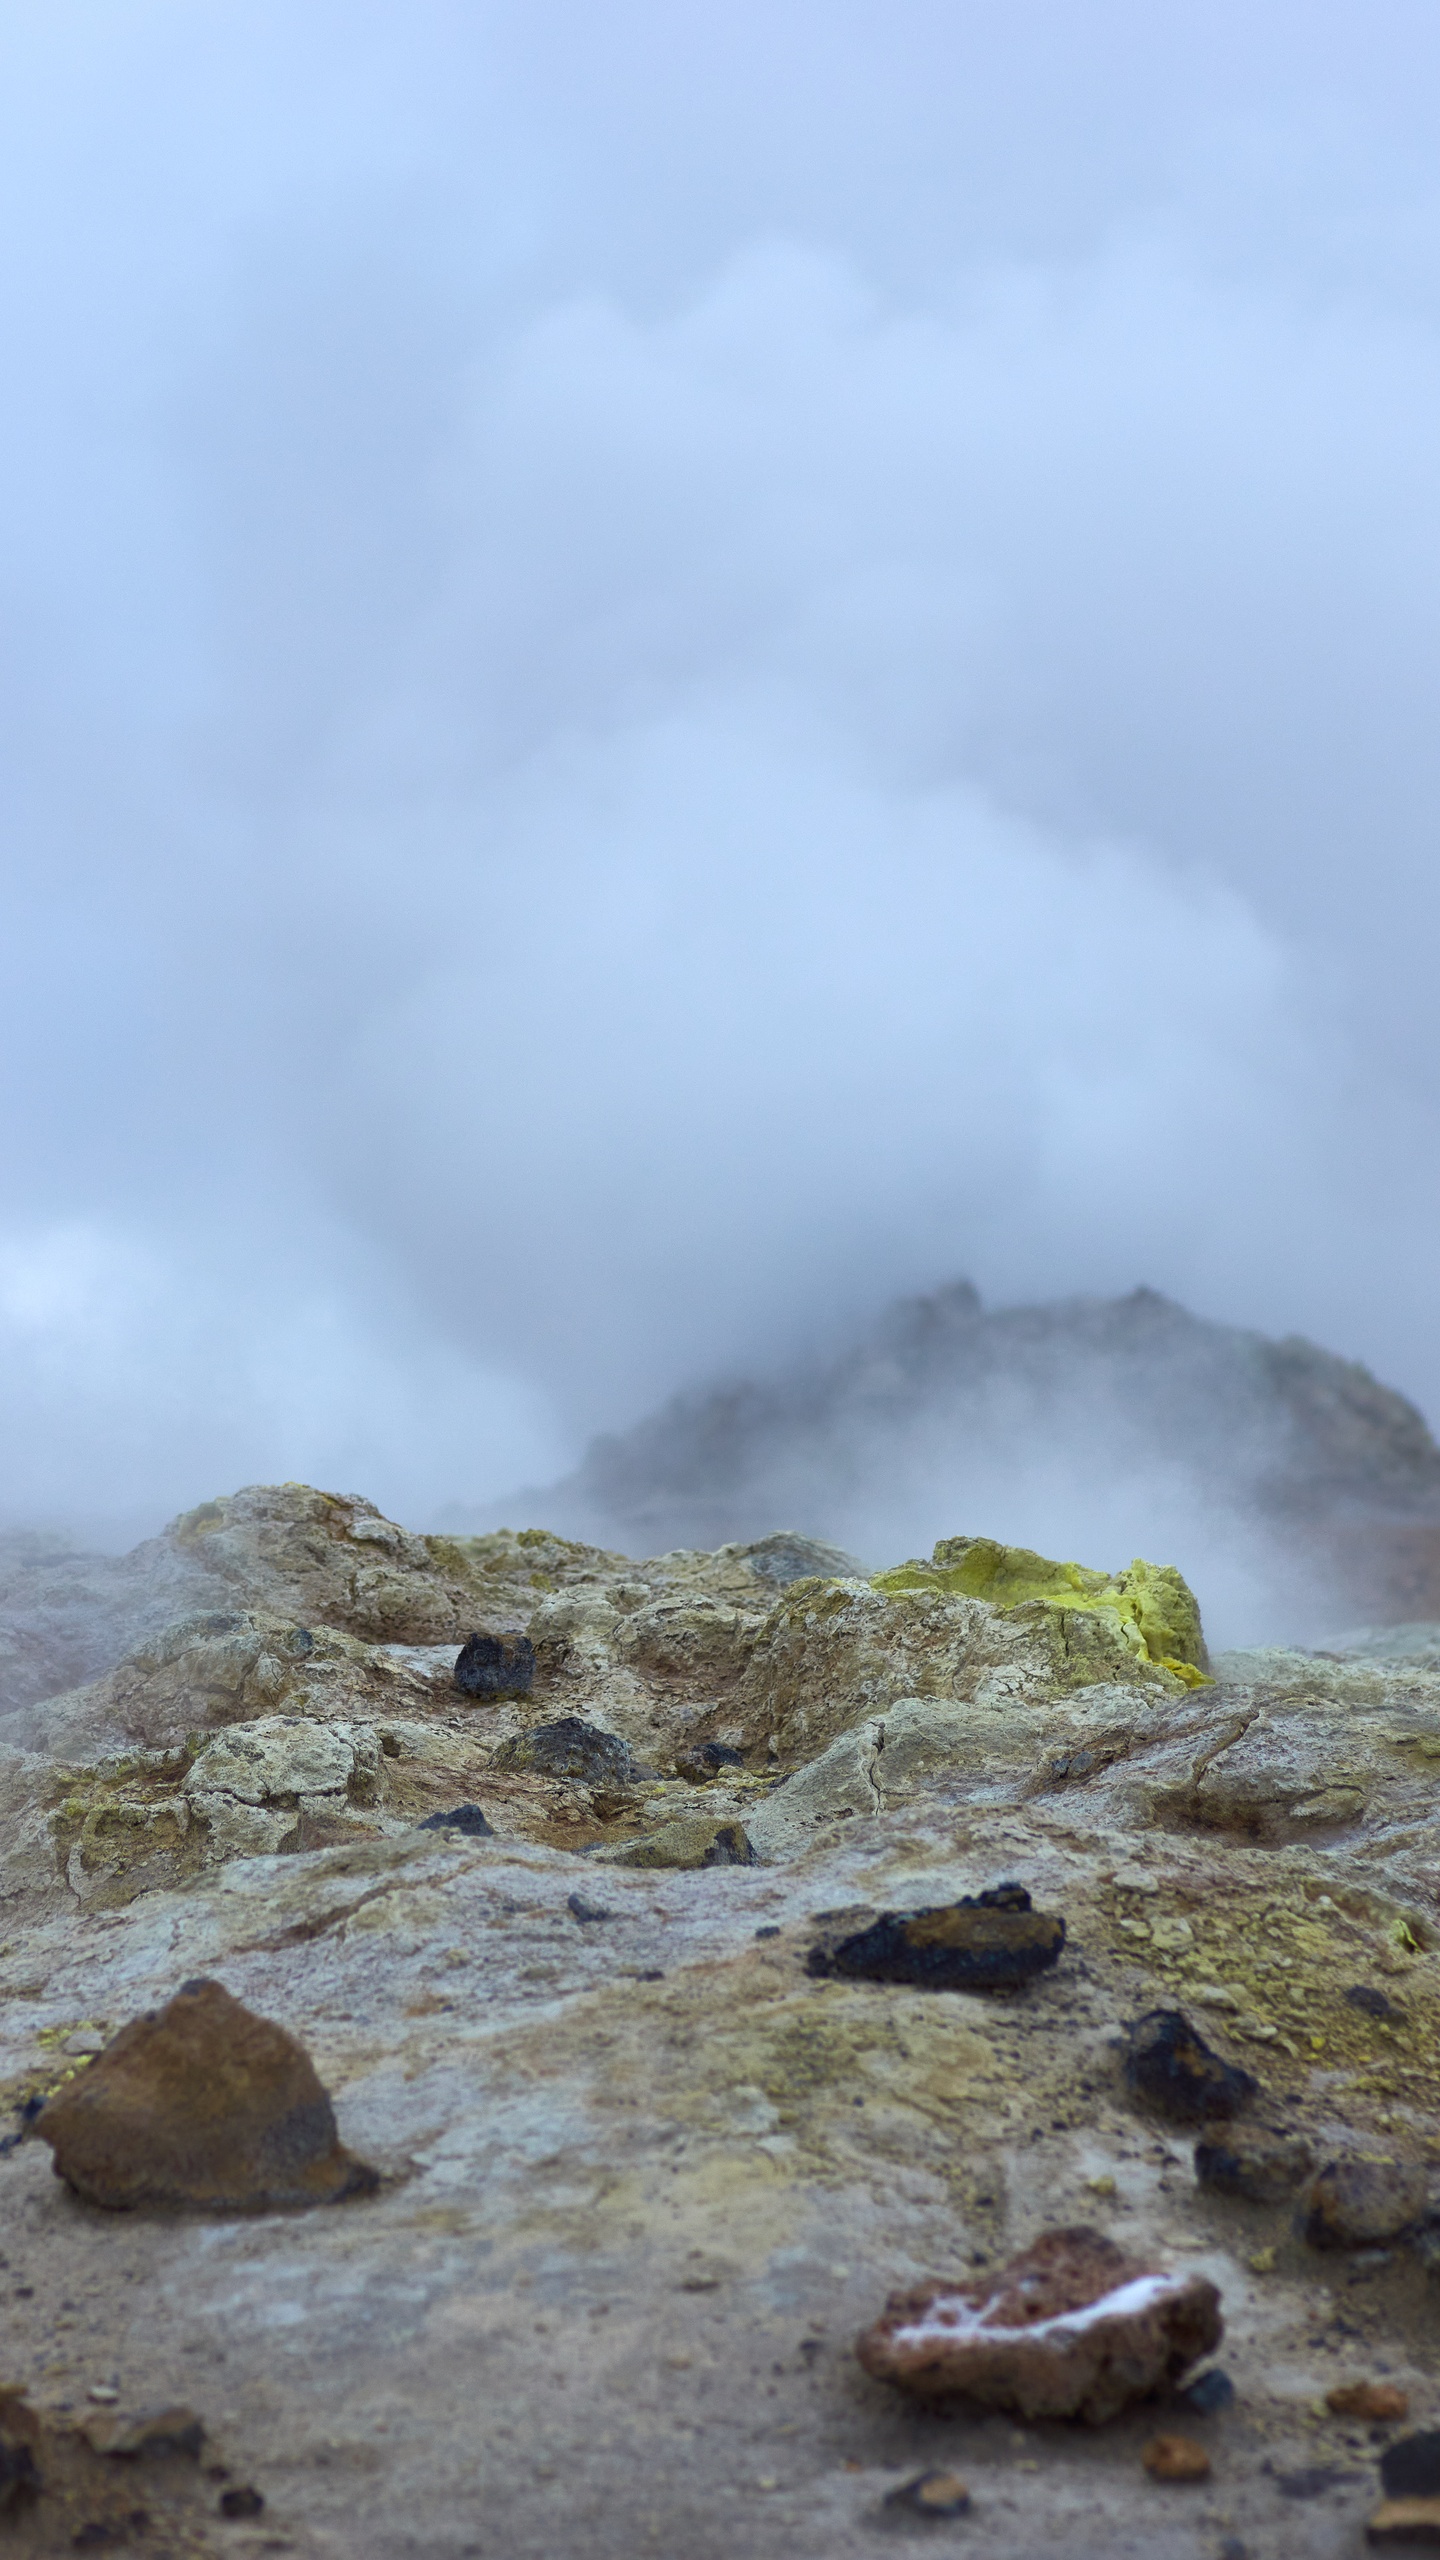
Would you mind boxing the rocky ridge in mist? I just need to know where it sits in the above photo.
[517,1282,1440,1634]
[3,1482,1440,2551]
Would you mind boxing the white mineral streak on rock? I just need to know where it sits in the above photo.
[890,2270,1187,2351]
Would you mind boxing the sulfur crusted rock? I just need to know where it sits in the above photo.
[873,1538,1210,1683]
[856,2226,1222,2423]
[607,1815,757,1869]
[35,1977,377,2212]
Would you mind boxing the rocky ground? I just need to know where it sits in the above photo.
[4,1484,1440,2556]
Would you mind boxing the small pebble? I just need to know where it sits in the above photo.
[1382,2433,1440,2500]
[883,2470,972,2517]
[1182,2368,1235,2416]
[86,2385,119,2405]
[219,2485,265,2518]
[1327,2381,1410,2422]
[1366,2496,1440,2546]
[1143,2434,1211,2482]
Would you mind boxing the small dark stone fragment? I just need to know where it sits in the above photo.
[1181,2367,1235,2416]
[755,1925,781,1939]
[453,1632,535,1700]
[566,1893,614,1924]
[1346,1985,1404,2021]
[1123,2010,1258,2125]
[809,1890,1064,1992]
[883,2468,971,2517]
[1275,2464,1355,2499]
[493,1717,634,1787]
[1195,2125,1313,2203]
[219,2484,265,2518]
[0,2437,39,2515]
[675,1740,746,1781]
[1304,2159,1429,2251]
[1383,2434,1440,2501]
[417,1803,493,1837]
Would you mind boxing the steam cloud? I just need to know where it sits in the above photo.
[4,2,1440,1552]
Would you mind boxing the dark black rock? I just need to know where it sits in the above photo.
[219,2485,265,2518]
[1345,1984,1404,2021]
[754,1924,781,1939]
[1382,2431,1440,2499]
[1273,2465,1355,2499]
[453,1632,536,1700]
[493,1717,634,1787]
[807,1888,1063,1991]
[0,2437,38,2515]
[566,1893,614,1924]
[1122,2010,1258,2124]
[417,1803,494,1837]
[1180,2367,1235,2416]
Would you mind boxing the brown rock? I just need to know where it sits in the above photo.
[856,2225,1223,2423]
[1304,2158,1429,2250]
[1367,2499,1440,2547]
[1123,2008,1258,2124]
[808,1885,1065,1992]
[81,2406,205,2459]
[1329,2381,1411,2423]
[35,1978,378,2213]
[1142,2433,1212,2482]
[883,2468,972,2515]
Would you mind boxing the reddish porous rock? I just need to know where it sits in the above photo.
[856,2226,1222,2424]
[35,1978,378,2213]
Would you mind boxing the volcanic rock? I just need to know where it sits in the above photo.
[34,1978,378,2212]
[855,2226,1222,2423]
[1367,2500,1440,2546]
[492,1716,632,1786]
[1383,2437,1440,2500]
[1122,2009,1258,2124]
[808,1885,1065,1992]
[1328,2381,1410,2422]
[610,1816,757,1869]
[1142,2433,1211,2482]
[1303,2158,1429,2250]
[1194,2124,1314,2203]
[882,2468,972,2516]
[674,1741,746,1782]
[416,1802,494,1836]
[454,1632,535,1700]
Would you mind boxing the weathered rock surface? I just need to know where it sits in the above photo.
[1303,2157,1430,2250]
[7,1484,1440,2556]
[856,2227,1222,2421]
[35,1977,377,2212]
[1193,2123,1315,2203]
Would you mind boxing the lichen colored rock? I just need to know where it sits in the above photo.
[808,1885,1065,1992]
[856,2226,1222,2423]
[611,1817,757,1870]
[492,1716,633,1786]
[453,1631,535,1700]
[34,1978,378,2212]
[1122,2009,1258,2124]
[1194,2124,1314,2203]
[1304,2158,1429,2250]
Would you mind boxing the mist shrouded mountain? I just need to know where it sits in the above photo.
[490,1281,1440,1645]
